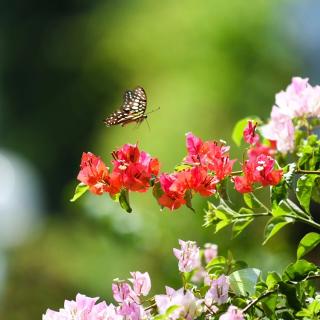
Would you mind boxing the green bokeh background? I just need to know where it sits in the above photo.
[0,0,313,318]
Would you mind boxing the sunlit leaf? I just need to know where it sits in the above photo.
[263,216,294,245]
[283,259,317,281]
[297,232,320,259]
[232,217,253,238]
[243,193,261,209]
[119,189,132,213]
[296,174,318,214]
[70,183,89,202]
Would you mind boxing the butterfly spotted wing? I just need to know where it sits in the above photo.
[104,86,147,127]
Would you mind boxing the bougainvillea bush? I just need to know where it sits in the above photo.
[44,77,320,319]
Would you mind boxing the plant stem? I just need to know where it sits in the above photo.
[295,169,320,175]
[242,289,276,313]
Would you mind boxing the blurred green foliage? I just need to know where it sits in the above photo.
[0,0,306,319]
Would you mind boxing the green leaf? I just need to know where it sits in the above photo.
[271,201,292,217]
[271,182,288,207]
[119,189,132,213]
[283,259,317,281]
[263,216,294,245]
[296,174,319,214]
[229,268,261,296]
[278,282,301,311]
[174,163,192,172]
[203,200,234,231]
[206,256,227,275]
[70,183,89,202]
[232,117,259,146]
[297,232,320,259]
[232,217,254,238]
[261,293,278,320]
[243,193,261,209]
[266,272,281,290]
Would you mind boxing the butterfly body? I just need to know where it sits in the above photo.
[104,86,148,127]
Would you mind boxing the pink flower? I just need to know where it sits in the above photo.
[261,106,295,154]
[205,275,229,305]
[173,240,201,273]
[243,121,259,145]
[204,243,218,263]
[43,293,101,320]
[129,271,151,296]
[88,302,123,320]
[307,85,320,116]
[118,301,144,320]
[219,306,244,320]
[155,287,203,320]
[112,282,138,303]
[275,77,310,118]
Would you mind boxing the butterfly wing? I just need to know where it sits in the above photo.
[104,86,147,127]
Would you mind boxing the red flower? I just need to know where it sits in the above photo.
[248,141,275,161]
[157,173,187,210]
[187,167,218,196]
[184,132,235,180]
[252,154,282,186]
[77,152,111,195]
[233,176,253,193]
[112,144,160,192]
[243,120,259,145]
[233,154,282,193]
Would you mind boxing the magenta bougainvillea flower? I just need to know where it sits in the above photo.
[243,120,259,145]
[233,153,282,193]
[184,132,235,179]
[157,173,187,210]
[77,152,112,195]
[112,143,160,192]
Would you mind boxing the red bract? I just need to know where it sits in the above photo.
[248,141,276,161]
[187,167,218,196]
[157,173,187,210]
[233,154,282,193]
[243,120,259,145]
[233,176,253,193]
[184,132,235,180]
[77,152,113,195]
[112,144,160,192]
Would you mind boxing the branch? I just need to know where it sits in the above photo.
[296,169,320,175]
[242,289,277,313]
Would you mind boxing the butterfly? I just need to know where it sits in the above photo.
[104,86,149,127]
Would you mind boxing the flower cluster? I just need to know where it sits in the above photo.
[155,133,235,210]
[43,241,245,320]
[262,77,320,153]
[233,120,282,193]
[77,144,159,197]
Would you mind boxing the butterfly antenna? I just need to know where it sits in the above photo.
[145,118,151,131]
[146,106,160,116]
